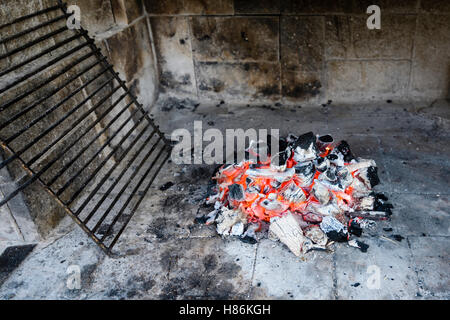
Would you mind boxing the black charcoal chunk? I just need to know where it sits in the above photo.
[367,166,380,188]
[326,230,348,242]
[159,181,174,191]
[292,132,317,151]
[229,184,244,201]
[240,235,257,245]
[348,219,363,237]
[294,162,315,176]
[356,240,369,252]
[336,140,354,162]
[391,234,404,242]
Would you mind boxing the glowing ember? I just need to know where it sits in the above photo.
[204,132,393,256]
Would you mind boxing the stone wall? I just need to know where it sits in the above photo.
[66,0,159,109]
[147,0,450,105]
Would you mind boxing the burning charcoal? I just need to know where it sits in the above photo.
[246,167,295,183]
[348,218,363,237]
[347,210,390,220]
[247,140,269,163]
[302,212,323,224]
[260,198,289,214]
[337,167,354,189]
[231,222,245,236]
[318,168,346,192]
[269,212,307,257]
[294,162,315,186]
[320,216,348,242]
[316,134,334,152]
[308,202,341,217]
[373,193,393,215]
[205,209,218,225]
[357,196,375,211]
[346,159,377,173]
[358,166,380,189]
[241,223,260,244]
[216,208,247,235]
[267,135,288,155]
[292,132,318,162]
[315,157,329,173]
[229,184,245,201]
[281,181,307,204]
[312,182,331,205]
[304,225,328,246]
[270,180,281,189]
[286,133,298,144]
[335,140,354,162]
[367,166,380,188]
[348,239,369,252]
[270,149,291,171]
[328,150,345,166]
[324,166,337,182]
[207,131,393,257]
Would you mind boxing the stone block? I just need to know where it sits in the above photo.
[326,60,410,102]
[68,0,116,36]
[335,237,418,299]
[351,15,415,59]
[281,70,322,102]
[408,236,450,297]
[106,20,155,83]
[110,0,144,26]
[252,239,334,299]
[150,17,197,96]
[324,16,355,60]
[144,0,233,15]
[280,16,324,73]
[325,15,415,60]
[410,14,450,99]
[190,16,279,62]
[420,0,450,13]
[234,0,280,14]
[195,61,280,101]
[386,193,450,237]
[281,0,353,14]
[353,0,419,14]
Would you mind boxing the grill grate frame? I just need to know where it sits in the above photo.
[0,1,171,254]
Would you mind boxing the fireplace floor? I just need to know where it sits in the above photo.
[0,100,449,300]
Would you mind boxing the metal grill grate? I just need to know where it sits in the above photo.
[0,1,171,254]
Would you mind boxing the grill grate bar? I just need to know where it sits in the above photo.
[0,1,172,254]
[54,104,146,197]
[0,40,92,96]
[0,4,61,30]
[73,126,157,216]
[0,26,68,61]
[108,150,170,250]
[47,92,134,188]
[100,145,169,246]
[0,13,69,46]
[0,75,116,171]
[0,54,105,131]
[0,32,85,78]
[4,65,111,144]
[0,48,102,114]
[91,136,164,233]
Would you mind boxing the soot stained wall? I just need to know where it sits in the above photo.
[147,0,450,105]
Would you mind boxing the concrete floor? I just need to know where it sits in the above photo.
[0,99,449,300]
